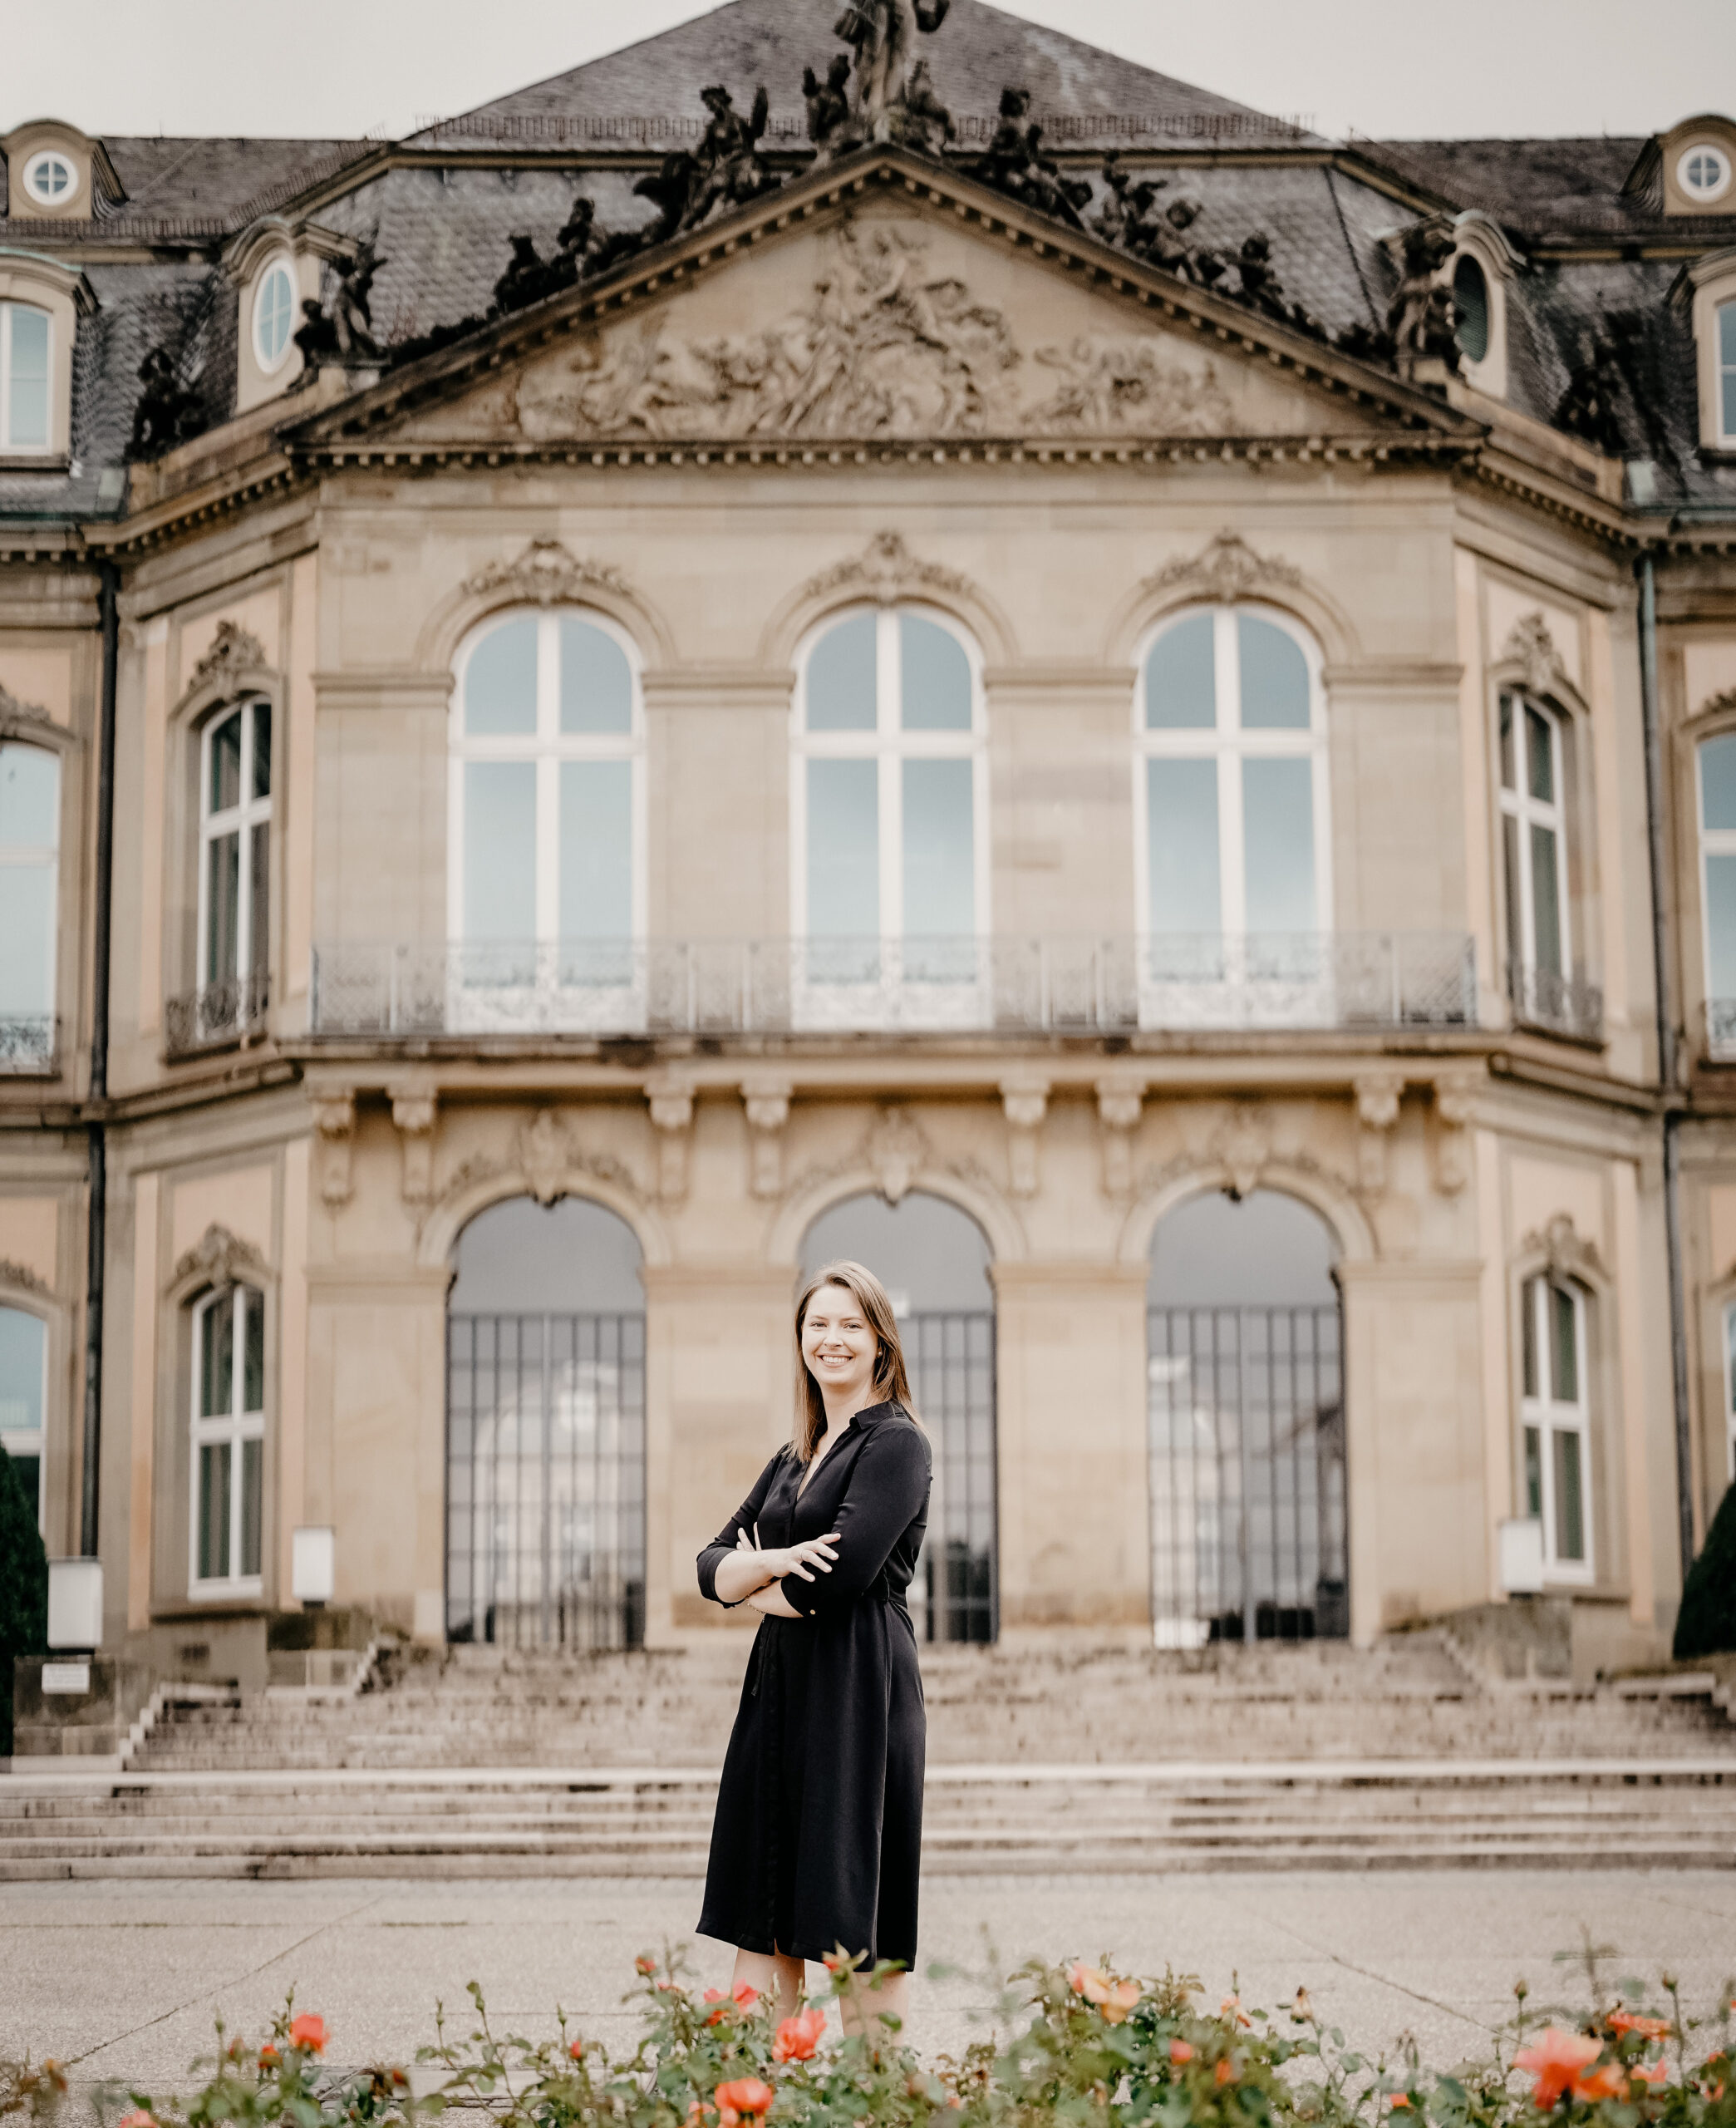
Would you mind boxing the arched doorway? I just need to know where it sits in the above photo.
[801,1190,996,1643]
[1147,1188,1346,1647]
[446,1195,646,1648]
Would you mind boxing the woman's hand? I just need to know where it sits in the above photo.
[735,1521,839,1583]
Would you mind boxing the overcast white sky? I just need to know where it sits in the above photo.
[2,0,1728,145]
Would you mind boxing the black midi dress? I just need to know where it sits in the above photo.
[696,1401,931,1968]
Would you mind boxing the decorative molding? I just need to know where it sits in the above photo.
[1431,1068,1479,1196]
[444,1120,643,1228]
[645,1071,696,1203]
[311,1089,356,1208]
[798,530,971,610]
[1095,1079,1144,1202]
[1212,1101,1272,1202]
[867,1106,927,1206]
[1001,1073,1050,1199]
[0,680,52,740]
[1353,1070,1405,1196]
[1518,1211,1606,1286]
[171,1223,268,1295]
[517,1108,570,1206]
[1500,610,1570,699]
[181,620,268,702]
[389,1079,438,1209]
[1696,687,1736,722]
[0,1257,50,1298]
[742,1073,794,1201]
[1142,530,1303,608]
[460,538,633,608]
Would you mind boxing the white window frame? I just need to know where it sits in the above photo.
[1723,1301,1736,1484]
[0,1301,47,1534]
[0,741,60,1060]
[0,301,54,455]
[197,697,273,998]
[1719,299,1736,448]
[1679,144,1733,205]
[188,1283,265,1597]
[1696,734,1736,1056]
[252,257,296,374]
[1133,602,1332,1026]
[1519,1273,1594,1584]
[448,607,647,1030]
[1498,690,1572,1006]
[21,152,78,209]
[790,602,991,1031]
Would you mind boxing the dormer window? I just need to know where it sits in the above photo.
[1453,254,1490,365]
[1444,217,1515,400]
[1679,144,1733,204]
[22,151,78,208]
[1721,299,1736,442]
[0,303,51,451]
[253,259,295,372]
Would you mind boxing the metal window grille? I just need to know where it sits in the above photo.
[1147,1305,1346,1646]
[906,1310,997,1643]
[446,1313,647,1649]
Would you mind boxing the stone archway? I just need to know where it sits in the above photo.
[445,1194,647,1649]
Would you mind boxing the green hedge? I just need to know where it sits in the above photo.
[1675,1480,1736,1661]
[0,1443,47,1758]
[11,1950,1734,2128]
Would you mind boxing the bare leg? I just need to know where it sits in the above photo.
[730,1946,804,2020]
[838,1967,909,2042]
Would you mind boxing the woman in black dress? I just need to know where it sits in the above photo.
[696,1259,932,2031]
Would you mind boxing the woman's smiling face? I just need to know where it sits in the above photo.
[800,1282,878,1411]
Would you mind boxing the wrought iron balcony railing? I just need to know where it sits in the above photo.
[0,1016,57,1074]
[1506,959,1604,1044]
[310,933,1478,1040]
[165,973,272,1056]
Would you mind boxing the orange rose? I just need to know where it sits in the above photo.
[1070,1963,1112,2007]
[636,1955,657,1975]
[716,2077,775,2128]
[1169,2041,1195,2066]
[568,2039,584,2062]
[773,2008,827,2063]
[1102,1981,1141,2026]
[1514,2031,1603,2108]
[1611,2013,1671,2043]
[258,2047,280,2069]
[1630,2060,1669,2089]
[1215,2059,1237,2086]
[288,2016,327,2055]
[1389,2096,1412,2110]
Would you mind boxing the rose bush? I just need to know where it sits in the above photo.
[8,1947,1734,2128]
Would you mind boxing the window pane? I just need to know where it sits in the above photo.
[1722,303,1736,436]
[1453,254,1489,364]
[1497,694,1516,792]
[808,613,877,731]
[198,1441,232,1580]
[251,702,272,800]
[1146,757,1220,933]
[7,306,49,448]
[900,613,971,731]
[465,618,539,736]
[209,710,243,815]
[1530,824,1562,975]
[0,864,52,1014]
[1145,613,1215,729]
[248,822,269,978]
[200,1295,234,1419]
[1523,1424,1542,1519]
[1525,704,1554,805]
[0,1308,45,1431]
[0,745,59,848]
[1237,614,1310,730]
[558,618,632,735]
[258,268,292,365]
[902,757,974,943]
[1243,756,1316,933]
[1552,1430,1585,1561]
[558,760,632,941]
[1521,1276,1537,1398]
[5,1451,41,1525]
[1705,855,1736,1000]
[807,757,878,935]
[1701,735,1736,831]
[463,761,536,940]
[242,1288,264,1415]
[1550,1283,1578,1404]
[1502,813,1524,972]
[240,1438,263,1579]
[205,831,240,983]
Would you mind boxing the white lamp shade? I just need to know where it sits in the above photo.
[292,1525,336,1605]
[47,1559,104,1650]
[1498,1516,1546,1595]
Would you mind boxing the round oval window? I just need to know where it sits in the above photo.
[23,153,76,206]
[1679,145,1732,202]
[1453,253,1490,366]
[254,263,295,370]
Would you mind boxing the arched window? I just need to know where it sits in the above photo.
[190,1283,265,1591]
[0,1303,47,1529]
[793,606,986,1021]
[450,610,642,1023]
[195,697,272,1042]
[0,303,52,452]
[1498,691,1572,1025]
[1453,253,1490,365]
[1136,605,1330,1007]
[1697,732,1736,1054]
[1519,1273,1591,1578]
[253,260,295,372]
[1719,300,1736,446]
[0,741,60,1071]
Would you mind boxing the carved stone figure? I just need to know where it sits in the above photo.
[633,150,703,248]
[331,238,386,359]
[688,83,779,225]
[1091,152,1166,251]
[886,58,955,156]
[1333,317,1397,367]
[804,56,853,154]
[493,234,553,316]
[835,0,951,142]
[556,195,601,268]
[1385,220,1461,376]
[292,298,341,373]
[976,88,1089,229]
[125,346,206,461]
[1555,338,1626,456]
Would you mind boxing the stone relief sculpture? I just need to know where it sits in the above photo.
[511,221,1238,444]
[834,0,951,146]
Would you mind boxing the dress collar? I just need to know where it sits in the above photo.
[848,1400,902,1430]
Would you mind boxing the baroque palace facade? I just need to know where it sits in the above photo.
[3,0,1736,1676]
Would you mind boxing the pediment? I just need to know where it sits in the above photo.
[290,153,1474,460]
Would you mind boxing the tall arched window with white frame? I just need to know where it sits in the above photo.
[0,303,52,453]
[194,697,272,1043]
[0,1303,47,1530]
[1135,604,1330,1023]
[0,741,60,1071]
[450,608,644,1029]
[1697,732,1736,1057]
[1498,691,1574,1028]
[1519,1273,1592,1579]
[190,1283,265,1594]
[793,605,988,1028]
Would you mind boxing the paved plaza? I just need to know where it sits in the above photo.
[7,1871,1735,2106]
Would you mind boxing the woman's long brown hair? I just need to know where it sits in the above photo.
[792,1259,917,1461]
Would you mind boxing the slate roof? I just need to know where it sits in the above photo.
[1365,136,1736,248]
[0,138,374,239]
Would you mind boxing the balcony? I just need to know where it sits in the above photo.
[1705,1001,1736,1062]
[0,1016,57,1075]
[165,973,272,1057]
[1506,960,1604,1045]
[309,934,1478,1041]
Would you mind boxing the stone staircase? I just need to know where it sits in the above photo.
[4,1636,1734,1879]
